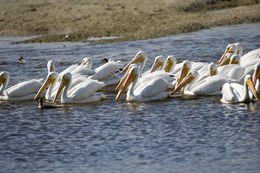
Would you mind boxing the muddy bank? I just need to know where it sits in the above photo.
[0,0,259,44]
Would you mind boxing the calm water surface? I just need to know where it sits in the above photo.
[0,23,260,173]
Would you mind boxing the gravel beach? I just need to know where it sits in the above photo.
[0,0,259,43]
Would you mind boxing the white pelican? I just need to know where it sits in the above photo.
[170,63,234,96]
[136,55,176,87]
[217,53,233,67]
[70,57,95,77]
[38,58,104,102]
[217,55,244,82]
[34,72,60,101]
[34,70,95,101]
[252,63,260,94]
[0,71,43,101]
[115,51,148,90]
[216,42,243,67]
[121,51,147,73]
[142,55,166,76]
[171,69,233,96]
[162,55,177,73]
[90,59,123,86]
[115,55,175,92]
[174,60,192,88]
[240,48,260,68]
[172,60,206,75]
[220,75,258,104]
[53,72,105,104]
[115,65,171,102]
[58,57,93,77]
[47,60,55,73]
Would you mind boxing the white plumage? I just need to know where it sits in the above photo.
[0,71,43,101]
[90,60,123,85]
[220,75,258,103]
[115,65,171,102]
[53,72,105,104]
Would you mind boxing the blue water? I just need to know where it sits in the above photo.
[0,23,260,173]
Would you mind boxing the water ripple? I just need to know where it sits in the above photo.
[0,23,260,173]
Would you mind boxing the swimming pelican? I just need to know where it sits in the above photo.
[34,72,60,101]
[171,62,234,96]
[90,59,123,86]
[70,57,95,77]
[217,53,233,67]
[174,60,192,88]
[47,60,55,74]
[171,68,232,96]
[142,55,166,76]
[240,48,260,68]
[115,55,175,92]
[216,42,242,67]
[53,72,105,104]
[34,70,95,101]
[162,55,177,73]
[121,51,147,73]
[137,55,175,86]
[115,65,171,102]
[58,57,93,77]
[0,71,43,101]
[252,63,260,94]
[217,55,244,82]
[220,75,258,103]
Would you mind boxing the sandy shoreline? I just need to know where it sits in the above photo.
[0,0,259,44]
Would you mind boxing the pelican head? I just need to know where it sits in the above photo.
[115,65,138,101]
[208,62,217,76]
[244,74,258,101]
[150,55,165,72]
[226,44,237,54]
[163,55,177,72]
[218,53,233,66]
[34,72,58,101]
[234,42,243,57]
[53,72,72,103]
[175,60,191,87]
[115,63,135,91]
[0,71,9,85]
[229,55,240,64]
[0,71,10,94]
[253,63,260,86]
[47,60,55,73]
[121,51,147,73]
[170,71,197,95]
[216,43,238,66]
[81,57,93,68]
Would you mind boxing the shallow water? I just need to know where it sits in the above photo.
[0,23,260,173]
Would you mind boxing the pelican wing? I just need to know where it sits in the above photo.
[240,48,260,65]
[139,71,175,83]
[69,79,104,101]
[221,83,243,103]
[68,76,88,89]
[59,64,78,77]
[91,61,122,81]
[192,76,232,95]
[70,65,95,76]
[221,83,235,103]
[240,59,260,68]
[137,78,169,98]
[227,66,244,81]
[4,79,43,97]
